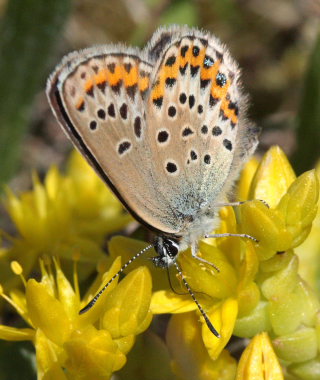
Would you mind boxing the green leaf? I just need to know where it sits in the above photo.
[0,0,71,185]
[292,31,320,174]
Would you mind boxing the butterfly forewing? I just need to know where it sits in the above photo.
[47,46,180,235]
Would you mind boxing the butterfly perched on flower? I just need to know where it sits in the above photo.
[47,25,259,337]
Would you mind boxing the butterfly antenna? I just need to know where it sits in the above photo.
[79,244,153,315]
[166,265,187,296]
[173,261,220,338]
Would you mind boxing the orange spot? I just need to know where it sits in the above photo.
[211,80,230,102]
[151,85,163,101]
[76,98,84,110]
[201,60,220,81]
[190,46,206,68]
[179,44,192,68]
[163,58,179,80]
[139,76,149,92]
[124,65,138,87]
[151,51,180,101]
[94,69,107,85]
[220,99,238,124]
[84,78,93,92]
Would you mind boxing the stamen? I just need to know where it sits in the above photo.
[72,252,81,300]
[10,261,27,288]
[0,284,25,316]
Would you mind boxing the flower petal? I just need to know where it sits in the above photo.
[101,266,152,338]
[240,200,293,258]
[277,169,319,247]
[26,279,72,346]
[236,332,284,380]
[180,242,238,299]
[78,256,122,327]
[202,298,238,360]
[64,325,126,378]
[249,145,296,208]
[234,301,272,338]
[54,258,79,320]
[166,312,237,380]
[35,329,67,380]
[238,157,260,201]
[151,290,196,314]
[273,327,318,363]
[0,325,34,341]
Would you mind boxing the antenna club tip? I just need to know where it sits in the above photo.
[210,328,220,338]
[78,303,93,315]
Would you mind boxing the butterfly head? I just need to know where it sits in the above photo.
[153,236,181,268]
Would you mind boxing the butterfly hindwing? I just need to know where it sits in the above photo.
[143,27,251,231]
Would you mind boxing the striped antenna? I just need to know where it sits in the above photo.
[173,261,220,338]
[79,244,153,314]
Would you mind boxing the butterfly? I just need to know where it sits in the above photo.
[47,25,259,338]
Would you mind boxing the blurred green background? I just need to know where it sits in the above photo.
[0,0,319,378]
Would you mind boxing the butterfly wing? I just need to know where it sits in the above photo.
[47,45,179,235]
[142,26,259,232]
[47,27,259,238]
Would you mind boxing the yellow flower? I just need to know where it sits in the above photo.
[0,257,152,379]
[295,162,320,291]
[1,150,132,288]
[166,311,237,380]
[236,332,283,380]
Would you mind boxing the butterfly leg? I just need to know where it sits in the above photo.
[204,233,258,242]
[191,244,220,272]
[213,199,269,208]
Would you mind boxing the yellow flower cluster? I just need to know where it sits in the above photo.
[0,151,132,289]
[0,256,152,379]
[0,146,319,380]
